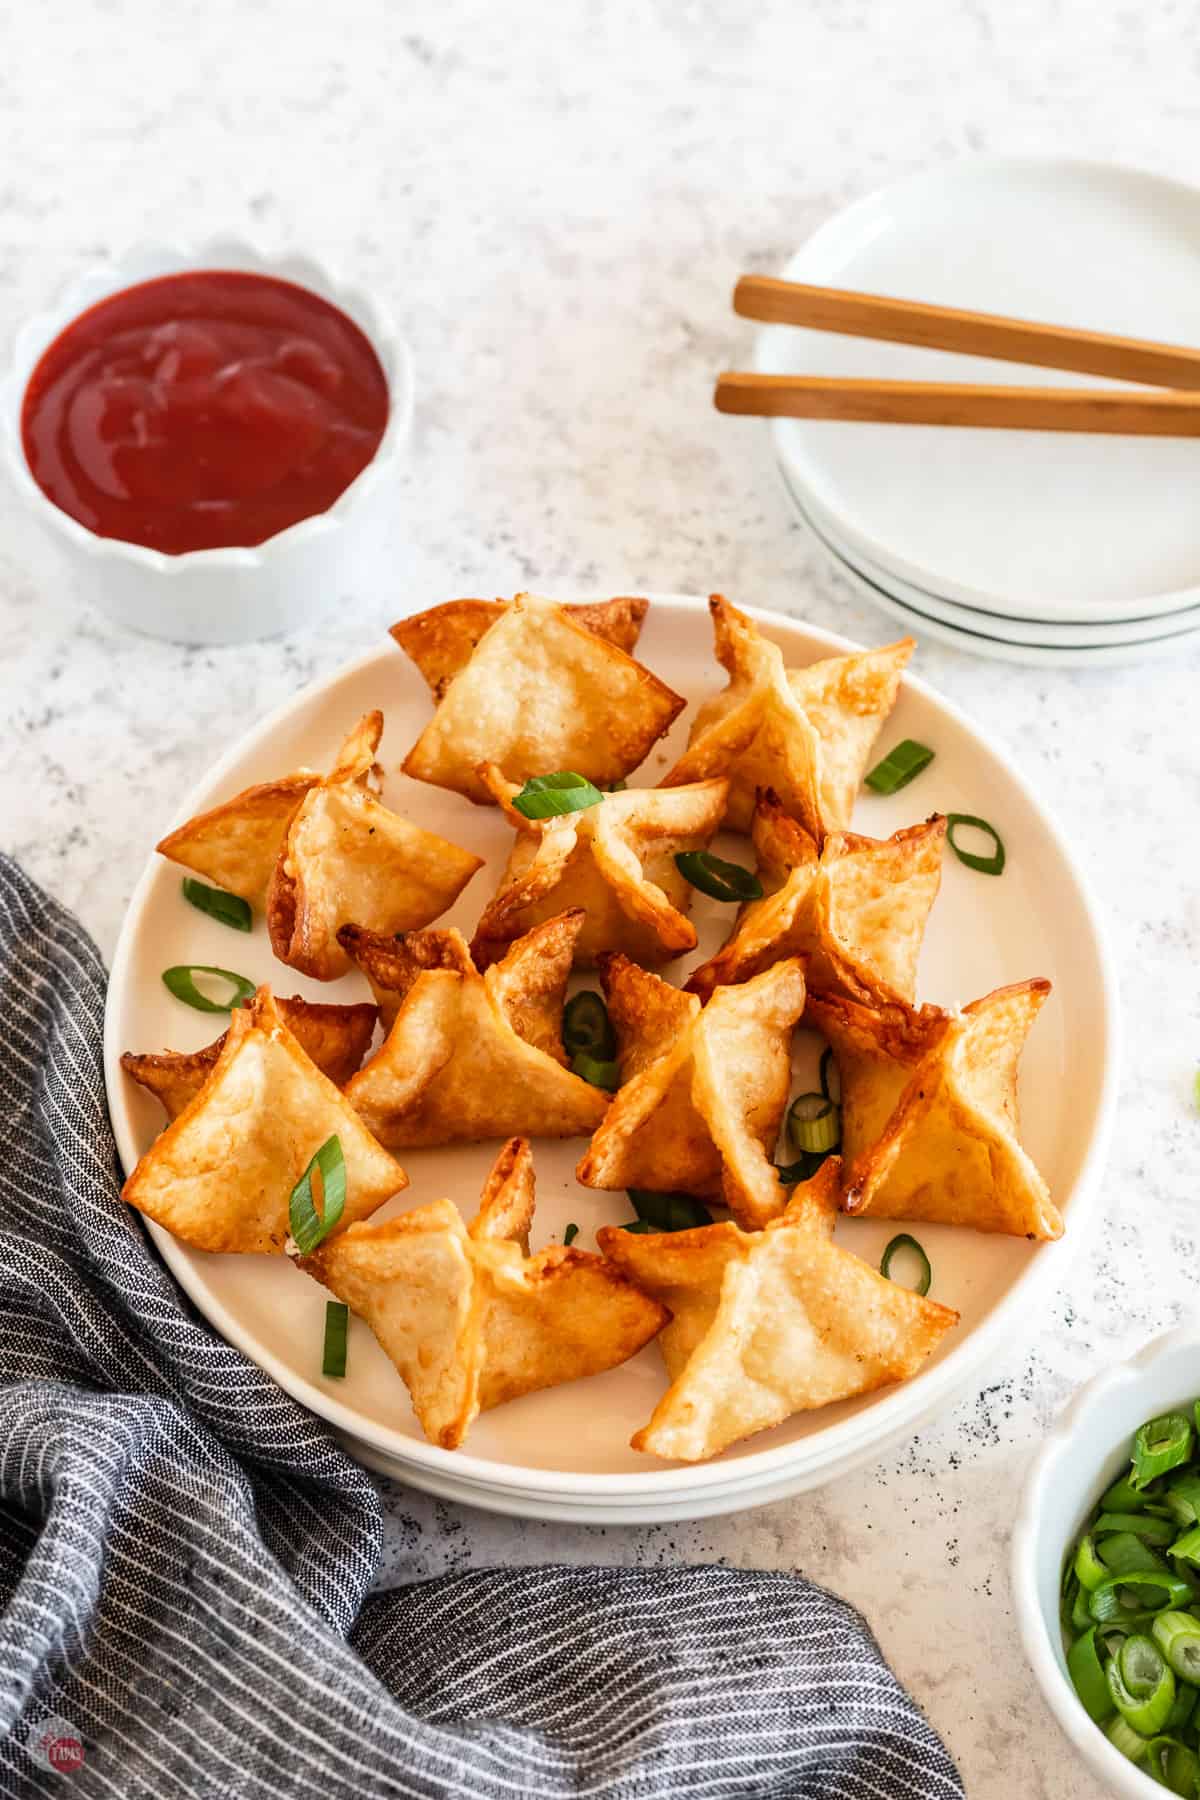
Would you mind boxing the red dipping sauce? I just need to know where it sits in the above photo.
[21,271,390,555]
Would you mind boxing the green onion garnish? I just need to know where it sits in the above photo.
[322,1301,348,1378]
[776,1151,829,1186]
[879,1233,932,1297]
[289,1135,346,1255]
[161,964,257,1014]
[563,991,617,1061]
[623,1189,712,1233]
[181,877,252,932]
[1134,1414,1194,1489]
[864,738,935,795]
[1145,1734,1199,1792]
[819,1046,840,1104]
[673,850,763,904]
[1067,1627,1115,1723]
[1165,1474,1200,1527]
[945,813,1006,876]
[1093,1513,1176,1547]
[1153,1612,1200,1685]
[563,1222,579,1247]
[786,1092,839,1156]
[512,771,605,820]
[1106,1714,1149,1762]
[571,1053,620,1091]
[1107,1635,1176,1736]
[1089,1572,1193,1623]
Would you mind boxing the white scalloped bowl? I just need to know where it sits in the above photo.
[0,240,413,645]
[1012,1323,1200,1798]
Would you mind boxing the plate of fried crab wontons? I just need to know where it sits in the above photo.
[105,592,1116,1522]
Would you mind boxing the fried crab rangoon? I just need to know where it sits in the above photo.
[121,988,407,1254]
[660,596,913,839]
[575,954,806,1231]
[808,981,1061,1240]
[469,765,729,970]
[299,1137,669,1450]
[121,994,378,1121]
[266,711,483,981]
[687,791,945,1006]
[391,594,651,698]
[598,1159,958,1463]
[394,593,685,804]
[340,913,611,1148]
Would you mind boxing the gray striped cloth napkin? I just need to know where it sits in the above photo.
[0,853,963,1799]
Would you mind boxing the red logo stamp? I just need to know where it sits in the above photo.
[27,1713,85,1775]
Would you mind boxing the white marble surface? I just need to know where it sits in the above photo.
[3,3,1199,1793]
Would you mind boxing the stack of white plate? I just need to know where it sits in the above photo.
[756,156,1200,668]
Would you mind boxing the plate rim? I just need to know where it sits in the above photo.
[758,153,1200,625]
[103,594,1120,1499]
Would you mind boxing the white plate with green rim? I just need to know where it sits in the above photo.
[104,595,1118,1522]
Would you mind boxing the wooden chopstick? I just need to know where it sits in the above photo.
[734,276,1200,389]
[713,372,1200,434]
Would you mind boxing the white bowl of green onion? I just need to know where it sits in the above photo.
[1013,1324,1200,1797]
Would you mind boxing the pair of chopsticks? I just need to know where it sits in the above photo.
[714,276,1200,435]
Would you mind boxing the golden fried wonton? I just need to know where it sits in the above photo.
[299,1137,668,1449]
[157,772,319,906]
[469,765,729,970]
[660,596,913,839]
[121,994,379,1121]
[391,595,650,699]
[575,954,805,1230]
[808,981,1061,1239]
[340,914,611,1148]
[121,988,406,1254]
[265,711,483,981]
[598,1158,958,1462]
[687,791,945,1006]
[396,593,685,804]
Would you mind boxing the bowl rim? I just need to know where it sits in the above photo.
[1011,1322,1200,1798]
[0,236,414,573]
[103,593,1121,1498]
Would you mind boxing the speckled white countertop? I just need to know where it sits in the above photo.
[3,4,1199,1793]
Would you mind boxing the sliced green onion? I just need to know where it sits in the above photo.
[1153,1613,1200,1685]
[563,991,616,1060]
[945,813,1006,876]
[1069,1583,1094,1632]
[322,1302,348,1378]
[674,850,763,904]
[776,1152,829,1186]
[1102,1473,1151,1514]
[289,1135,346,1255]
[880,1233,932,1297]
[1090,1572,1194,1622]
[1166,1474,1200,1527]
[819,1046,840,1104]
[864,738,935,795]
[786,1092,839,1155]
[1170,1526,1200,1569]
[511,771,605,820]
[626,1190,712,1233]
[161,964,257,1014]
[1134,1414,1194,1489]
[1166,1679,1198,1732]
[181,876,252,932]
[1093,1513,1177,1547]
[607,779,628,793]
[1099,1532,1167,1579]
[1074,1534,1108,1592]
[618,1219,656,1234]
[563,1222,579,1247]
[1108,1635,1176,1735]
[572,1053,620,1091]
[1067,1627,1115,1723]
[1144,1735,1199,1794]
[1106,1714,1149,1762]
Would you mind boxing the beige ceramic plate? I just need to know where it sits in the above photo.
[104,597,1117,1521]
